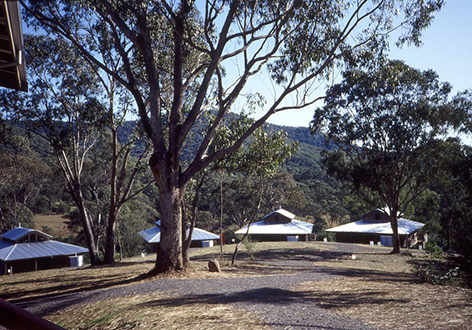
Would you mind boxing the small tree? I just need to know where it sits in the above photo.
[311,60,464,253]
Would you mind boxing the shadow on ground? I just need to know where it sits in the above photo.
[137,285,409,310]
[1,261,154,303]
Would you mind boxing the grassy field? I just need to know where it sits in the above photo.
[34,214,73,238]
[1,242,471,329]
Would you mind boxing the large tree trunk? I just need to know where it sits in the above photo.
[103,128,119,264]
[77,200,101,265]
[152,181,185,274]
[390,215,401,254]
[104,211,117,264]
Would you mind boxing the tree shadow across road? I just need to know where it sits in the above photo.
[137,283,409,314]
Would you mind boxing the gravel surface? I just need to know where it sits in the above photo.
[17,243,385,330]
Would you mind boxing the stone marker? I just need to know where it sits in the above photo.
[208,258,220,272]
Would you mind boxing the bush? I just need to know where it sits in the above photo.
[41,225,54,235]
[315,231,335,242]
[425,241,444,259]
[414,242,464,286]
[55,202,71,214]
[242,236,256,261]
[32,195,51,214]
[415,263,462,285]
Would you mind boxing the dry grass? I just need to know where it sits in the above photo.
[294,250,472,330]
[34,214,73,238]
[1,257,156,302]
[297,276,472,330]
[315,250,414,274]
[47,292,270,330]
[2,242,472,329]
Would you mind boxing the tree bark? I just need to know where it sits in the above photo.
[76,199,101,265]
[390,215,401,254]
[104,126,119,264]
[152,174,185,273]
[104,211,117,263]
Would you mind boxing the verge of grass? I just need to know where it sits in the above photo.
[45,292,271,330]
[295,250,472,330]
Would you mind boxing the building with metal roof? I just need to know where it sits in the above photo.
[0,0,27,91]
[234,208,314,241]
[139,221,220,252]
[326,209,425,247]
[0,227,88,275]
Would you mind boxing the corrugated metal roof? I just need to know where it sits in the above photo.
[1,227,52,242]
[235,219,313,235]
[326,218,424,235]
[0,240,88,261]
[138,224,219,243]
[262,208,295,221]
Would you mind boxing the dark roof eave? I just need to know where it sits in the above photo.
[0,0,28,92]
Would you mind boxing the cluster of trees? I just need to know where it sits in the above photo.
[312,60,472,271]
[0,0,459,274]
[0,116,338,260]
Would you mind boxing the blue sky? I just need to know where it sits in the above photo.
[265,0,472,128]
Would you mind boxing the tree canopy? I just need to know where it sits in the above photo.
[311,60,466,252]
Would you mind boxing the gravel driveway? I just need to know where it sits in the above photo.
[18,243,384,330]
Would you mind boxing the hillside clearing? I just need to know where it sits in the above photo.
[33,214,73,238]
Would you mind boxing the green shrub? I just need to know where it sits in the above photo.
[425,242,444,260]
[315,231,335,241]
[55,202,71,214]
[32,195,51,214]
[414,242,464,286]
[242,236,256,261]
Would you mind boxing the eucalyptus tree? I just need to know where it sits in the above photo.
[180,117,297,266]
[0,136,51,231]
[1,35,151,264]
[1,35,106,263]
[311,60,465,253]
[21,0,444,272]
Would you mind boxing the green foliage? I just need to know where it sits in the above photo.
[55,202,71,215]
[414,243,464,286]
[0,135,51,230]
[315,231,335,242]
[242,236,257,261]
[41,225,54,236]
[415,262,461,286]
[116,194,159,258]
[312,60,465,252]
[311,215,327,234]
[223,224,240,245]
[425,242,444,260]
[31,195,52,214]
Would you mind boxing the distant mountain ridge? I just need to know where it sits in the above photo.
[117,120,328,156]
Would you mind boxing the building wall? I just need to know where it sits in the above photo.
[334,232,408,246]
[1,256,72,275]
[363,210,390,221]
[263,213,291,224]
[247,234,309,242]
